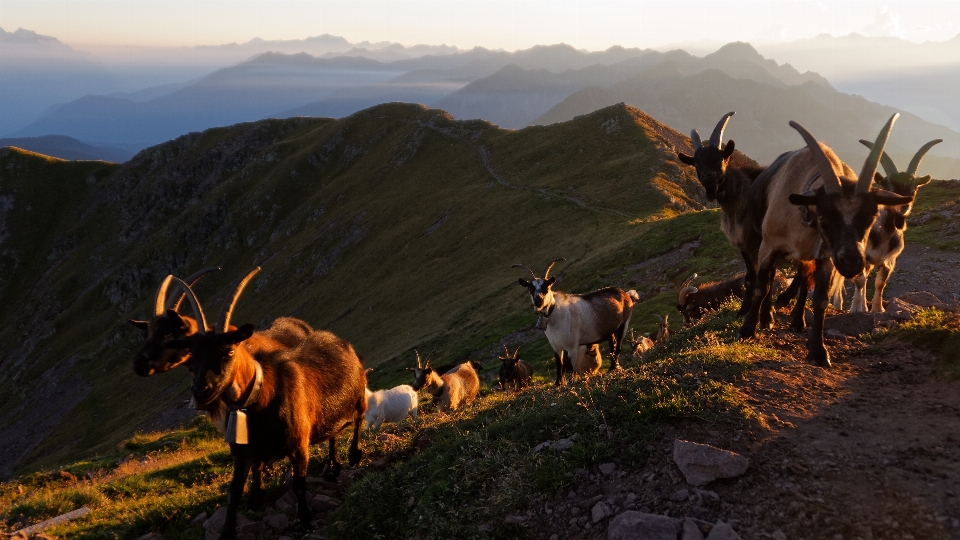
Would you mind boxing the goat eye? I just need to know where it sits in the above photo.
[228,349,235,357]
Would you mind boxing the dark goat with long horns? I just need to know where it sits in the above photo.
[848,138,941,313]
[677,113,806,323]
[165,271,367,540]
[514,258,639,385]
[740,114,914,366]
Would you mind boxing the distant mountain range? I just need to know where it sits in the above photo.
[0,135,133,162]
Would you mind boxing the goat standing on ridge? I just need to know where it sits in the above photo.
[653,314,671,343]
[165,273,367,540]
[409,351,480,412]
[514,259,639,385]
[740,114,914,366]
[849,138,941,313]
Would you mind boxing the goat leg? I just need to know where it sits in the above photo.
[554,350,566,386]
[348,403,364,466]
[737,252,756,317]
[608,332,621,371]
[219,453,253,540]
[776,263,803,307]
[291,445,313,529]
[790,269,810,332]
[759,264,776,329]
[806,258,834,368]
[247,462,265,510]
[739,260,775,340]
[322,438,342,481]
[871,260,894,314]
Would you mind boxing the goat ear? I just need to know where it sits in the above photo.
[916,175,932,187]
[405,367,415,372]
[871,189,914,207]
[223,323,256,344]
[677,152,696,165]
[164,338,190,350]
[518,278,532,288]
[128,319,149,331]
[788,191,819,207]
[545,276,557,287]
[166,310,187,329]
[722,140,736,158]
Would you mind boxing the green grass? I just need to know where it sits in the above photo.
[874,308,960,378]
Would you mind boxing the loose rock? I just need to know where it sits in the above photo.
[264,513,289,532]
[705,521,741,540]
[607,511,681,540]
[670,489,690,502]
[681,517,706,540]
[191,512,208,526]
[592,501,614,523]
[672,440,749,486]
[599,463,617,476]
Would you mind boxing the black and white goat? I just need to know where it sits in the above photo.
[848,138,941,313]
[514,259,639,385]
[740,114,914,366]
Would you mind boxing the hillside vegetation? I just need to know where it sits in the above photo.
[0,102,739,478]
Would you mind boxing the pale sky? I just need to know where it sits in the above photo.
[2,0,959,50]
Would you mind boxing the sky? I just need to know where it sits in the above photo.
[1,0,959,50]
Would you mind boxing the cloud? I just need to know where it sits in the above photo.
[861,4,904,37]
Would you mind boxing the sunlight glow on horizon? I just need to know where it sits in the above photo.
[1,0,959,51]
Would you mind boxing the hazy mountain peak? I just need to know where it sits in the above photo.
[704,41,764,62]
[0,27,74,50]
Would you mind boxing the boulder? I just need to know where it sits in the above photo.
[681,518,706,540]
[670,488,690,502]
[599,463,617,476]
[264,513,289,532]
[824,312,897,336]
[672,440,749,487]
[310,494,341,512]
[191,512,208,526]
[607,511,681,540]
[705,521,741,540]
[591,502,614,523]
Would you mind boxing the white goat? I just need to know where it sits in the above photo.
[364,385,419,431]
[514,259,639,385]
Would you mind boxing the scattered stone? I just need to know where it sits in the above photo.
[191,512,208,526]
[670,489,690,502]
[592,502,614,523]
[571,507,582,517]
[13,507,91,537]
[682,518,706,540]
[504,515,526,525]
[824,312,896,336]
[264,513,289,532]
[274,499,294,516]
[672,440,749,486]
[599,463,617,476]
[311,494,341,512]
[771,531,787,540]
[705,521,741,540]
[607,511,681,540]
[478,523,493,532]
[535,437,576,452]
[407,496,416,508]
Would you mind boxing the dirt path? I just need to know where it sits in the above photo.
[883,244,960,304]
[524,313,960,540]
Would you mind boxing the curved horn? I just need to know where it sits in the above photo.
[168,266,221,312]
[424,350,435,369]
[513,346,521,358]
[217,267,261,333]
[859,139,899,179]
[709,112,735,148]
[154,275,174,317]
[857,113,899,193]
[542,258,566,279]
[907,139,943,176]
[789,120,842,195]
[414,349,422,369]
[654,314,664,324]
[171,277,208,334]
[512,263,538,280]
[690,129,703,151]
[502,343,510,357]
[678,286,697,305]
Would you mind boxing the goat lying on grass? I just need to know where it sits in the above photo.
[166,272,366,540]
[498,345,533,390]
[409,352,480,412]
[365,384,418,431]
[515,258,639,385]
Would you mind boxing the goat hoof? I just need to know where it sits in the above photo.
[737,327,756,341]
[806,350,832,368]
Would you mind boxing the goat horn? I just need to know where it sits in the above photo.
[859,139,899,178]
[217,267,261,333]
[789,120,842,195]
[654,314,664,324]
[414,349,422,369]
[502,343,510,357]
[907,139,943,176]
[690,129,703,151]
[679,286,697,305]
[424,350,435,368]
[154,275,174,317]
[542,258,566,279]
[512,263,538,280]
[171,277,208,335]
[168,266,221,312]
[513,346,521,358]
[709,112,735,148]
[857,113,899,194]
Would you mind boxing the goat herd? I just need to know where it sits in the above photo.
[127,112,939,539]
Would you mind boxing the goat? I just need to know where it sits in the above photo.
[740,114,914,366]
[653,314,671,343]
[408,352,479,412]
[165,273,367,539]
[677,112,807,324]
[498,345,534,390]
[848,138,941,313]
[364,385,418,431]
[677,271,793,326]
[574,344,602,375]
[514,259,639,385]
[626,329,654,358]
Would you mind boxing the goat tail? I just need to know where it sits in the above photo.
[828,269,845,311]
[626,289,640,302]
